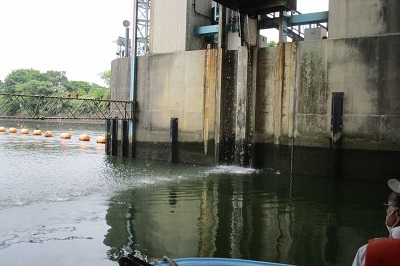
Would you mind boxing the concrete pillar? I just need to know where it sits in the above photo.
[234,16,258,166]
[278,11,288,43]
[110,57,133,157]
[273,43,285,144]
[235,46,250,166]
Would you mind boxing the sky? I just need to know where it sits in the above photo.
[0,0,328,86]
[0,0,133,85]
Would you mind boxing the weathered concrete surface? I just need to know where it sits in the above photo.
[109,57,132,154]
[329,0,400,38]
[327,35,400,148]
[255,33,400,152]
[235,47,250,165]
[295,40,329,147]
[150,0,187,53]
[219,50,237,163]
[150,0,211,53]
[136,50,208,142]
[255,42,297,145]
[111,50,217,163]
[111,57,130,101]
[111,0,400,174]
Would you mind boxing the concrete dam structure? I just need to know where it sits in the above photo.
[111,0,400,180]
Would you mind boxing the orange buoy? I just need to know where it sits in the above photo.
[0,127,6,132]
[79,134,90,141]
[21,128,30,134]
[9,127,17,133]
[96,136,106,143]
[44,131,53,137]
[60,132,72,139]
[32,129,42,135]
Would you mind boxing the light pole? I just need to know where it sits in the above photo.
[123,20,130,57]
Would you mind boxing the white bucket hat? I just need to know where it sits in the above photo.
[388,179,400,193]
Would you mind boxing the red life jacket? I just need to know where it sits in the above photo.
[365,237,400,266]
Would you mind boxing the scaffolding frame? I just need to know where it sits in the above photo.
[135,0,150,56]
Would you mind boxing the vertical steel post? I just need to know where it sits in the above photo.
[111,119,118,156]
[130,0,139,158]
[125,27,130,57]
[170,118,178,163]
[331,92,344,142]
[106,119,111,155]
[122,120,129,157]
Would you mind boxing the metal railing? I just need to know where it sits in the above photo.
[0,93,135,121]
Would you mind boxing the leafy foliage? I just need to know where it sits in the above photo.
[267,40,278,47]
[100,70,111,87]
[0,68,110,116]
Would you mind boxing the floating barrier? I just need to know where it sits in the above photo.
[96,136,106,143]
[0,127,5,132]
[32,130,42,135]
[60,133,72,139]
[9,127,17,133]
[44,131,53,137]
[21,128,30,134]
[79,134,90,141]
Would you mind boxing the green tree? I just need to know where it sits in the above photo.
[100,70,111,87]
[45,70,68,86]
[3,80,54,116]
[1,68,111,116]
[3,69,49,93]
[65,81,92,95]
[89,86,110,100]
[45,70,69,95]
[267,40,278,47]
[15,80,53,96]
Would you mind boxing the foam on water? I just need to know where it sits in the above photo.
[206,165,258,175]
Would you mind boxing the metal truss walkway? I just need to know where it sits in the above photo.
[0,93,134,121]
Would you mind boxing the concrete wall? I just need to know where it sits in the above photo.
[110,0,400,174]
[150,0,212,53]
[255,34,400,151]
[329,0,400,38]
[150,0,187,53]
[135,49,216,144]
[110,57,130,101]
[111,49,217,163]
[327,35,400,149]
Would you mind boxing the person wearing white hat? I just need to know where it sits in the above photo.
[352,179,400,266]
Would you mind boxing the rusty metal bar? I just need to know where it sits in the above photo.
[0,93,135,121]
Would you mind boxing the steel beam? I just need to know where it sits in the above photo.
[195,25,219,36]
[260,11,329,30]
[291,11,329,26]
[198,11,329,37]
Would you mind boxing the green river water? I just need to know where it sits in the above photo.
[0,120,391,265]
